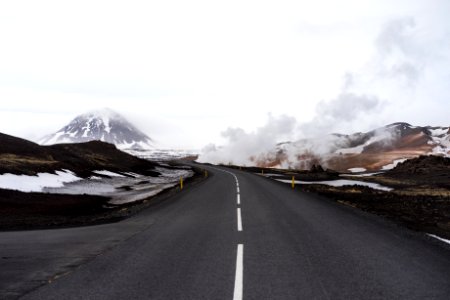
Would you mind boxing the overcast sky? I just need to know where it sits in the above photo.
[0,0,449,149]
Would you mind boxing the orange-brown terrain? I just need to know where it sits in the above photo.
[254,123,449,172]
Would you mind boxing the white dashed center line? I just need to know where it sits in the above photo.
[237,208,243,232]
[209,167,244,300]
[233,244,244,300]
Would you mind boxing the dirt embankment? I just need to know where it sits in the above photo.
[301,184,450,240]
[302,156,450,239]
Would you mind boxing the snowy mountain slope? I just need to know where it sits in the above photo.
[252,123,450,172]
[39,108,154,150]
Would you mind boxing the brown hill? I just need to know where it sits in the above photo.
[383,155,450,188]
[0,132,159,177]
[254,123,449,172]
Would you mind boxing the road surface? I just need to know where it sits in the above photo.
[1,164,450,299]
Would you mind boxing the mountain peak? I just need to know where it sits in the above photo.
[39,110,154,150]
[386,122,413,129]
[83,108,121,119]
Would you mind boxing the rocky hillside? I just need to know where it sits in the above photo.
[0,132,159,177]
[253,123,449,172]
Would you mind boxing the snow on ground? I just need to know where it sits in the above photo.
[335,134,392,155]
[381,158,408,170]
[116,139,153,151]
[429,128,450,156]
[427,234,450,246]
[101,113,111,133]
[0,164,194,205]
[93,170,126,177]
[429,128,449,137]
[154,167,192,179]
[276,178,393,192]
[123,172,141,177]
[0,170,81,192]
[259,173,285,177]
[45,166,194,205]
[126,149,199,161]
[341,172,383,177]
[348,167,367,173]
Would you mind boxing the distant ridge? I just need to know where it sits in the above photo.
[253,123,450,172]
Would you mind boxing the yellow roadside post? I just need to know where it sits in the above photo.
[261,169,264,175]
[180,177,184,190]
[204,170,208,177]
[291,176,295,189]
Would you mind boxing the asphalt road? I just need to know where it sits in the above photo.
[2,164,450,299]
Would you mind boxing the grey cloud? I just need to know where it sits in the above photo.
[374,17,424,86]
[375,17,416,54]
[298,92,382,138]
[317,92,380,122]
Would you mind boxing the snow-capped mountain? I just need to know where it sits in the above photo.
[39,108,154,150]
[253,122,450,172]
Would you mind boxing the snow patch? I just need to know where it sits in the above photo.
[429,128,448,137]
[123,172,141,177]
[259,173,285,177]
[277,178,393,191]
[335,133,397,155]
[348,167,366,173]
[427,234,450,246]
[126,148,199,161]
[429,128,450,157]
[342,172,383,177]
[45,167,194,205]
[93,170,126,177]
[101,115,111,133]
[381,158,408,170]
[0,170,81,192]
[68,130,78,138]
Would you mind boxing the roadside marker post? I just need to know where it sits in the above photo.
[180,177,184,190]
[291,176,295,189]
[204,170,208,177]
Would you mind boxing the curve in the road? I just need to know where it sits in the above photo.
[1,164,450,299]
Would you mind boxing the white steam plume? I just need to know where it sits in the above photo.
[198,17,425,167]
[197,114,296,165]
